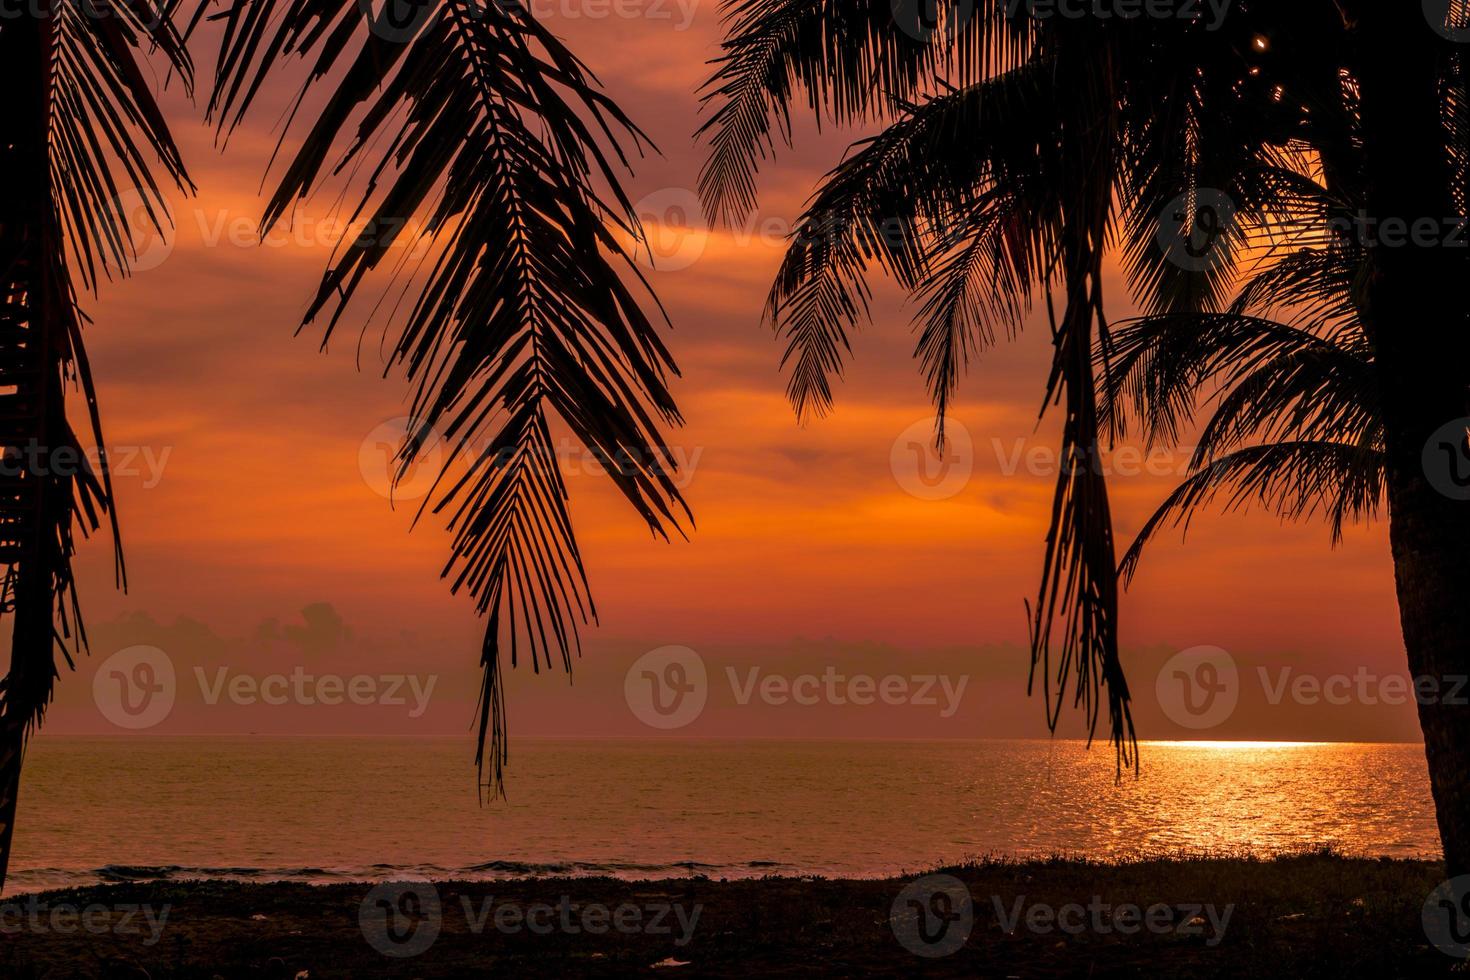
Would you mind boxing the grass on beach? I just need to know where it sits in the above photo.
[0,851,1461,978]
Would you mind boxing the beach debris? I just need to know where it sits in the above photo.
[651,958,691,969]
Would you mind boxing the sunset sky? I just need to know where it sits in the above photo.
[41,5,1415,748]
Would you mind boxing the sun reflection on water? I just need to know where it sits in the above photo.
[1146,740,1330,750]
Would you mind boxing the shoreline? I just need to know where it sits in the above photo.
[0,853,1456,978]
[7,843,1444,899]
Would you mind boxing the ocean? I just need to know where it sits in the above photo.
[7,736,1440,896]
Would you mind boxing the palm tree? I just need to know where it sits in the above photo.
[201,0,691,794]
[1115,8,1470,876]
[696,1,1334,770]
[1339,2,1470,878]
[0,0,193,891]
[701,2,1130,769]
[701,0,1470,875]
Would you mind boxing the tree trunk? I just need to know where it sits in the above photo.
[1353,8,1470,877]
[0,3,64,892]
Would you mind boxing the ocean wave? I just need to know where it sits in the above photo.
[4,858,800,895]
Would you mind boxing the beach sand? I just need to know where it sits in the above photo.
[0,853,1454,978]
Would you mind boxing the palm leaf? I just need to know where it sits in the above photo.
[207,0,689,794]
[695,0,1022,224]
[1119,440,1384,583]
[765,66,1059,421]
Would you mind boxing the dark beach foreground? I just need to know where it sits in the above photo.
[1,853,1459,978]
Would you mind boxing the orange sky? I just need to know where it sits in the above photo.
[40,6,1416,747]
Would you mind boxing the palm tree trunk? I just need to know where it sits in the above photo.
[1353,7,1470,877]
[0,2,63,892]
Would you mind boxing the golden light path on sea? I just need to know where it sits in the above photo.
[1147,741,1332,751]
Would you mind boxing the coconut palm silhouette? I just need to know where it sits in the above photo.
[697,1,1470,874]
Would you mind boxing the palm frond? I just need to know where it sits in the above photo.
[765,66,1058,422]
[1102,311,1361,448]
[1107,227,1384,588]
[1119,440,1385,583]
[1026,60,1136,774]
[1114,8,1355,316]
[208,0,688,795]
[695,0,1022,224]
